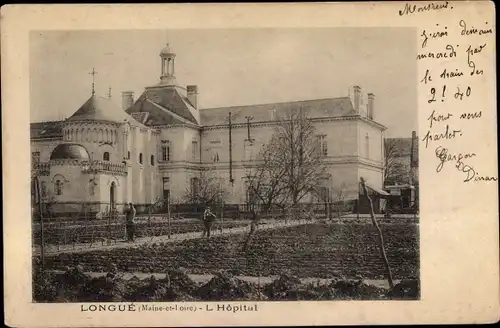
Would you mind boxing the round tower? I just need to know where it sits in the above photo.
[159,43,177,85]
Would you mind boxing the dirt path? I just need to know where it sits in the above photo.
[34,219,316,256]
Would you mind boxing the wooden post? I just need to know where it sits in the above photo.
[228,112,234,186]
[258,275,261,300]
[360,177,394,289]
[221,200,224,232]
[356,199,360,220]
[167,198,171,239]
[34,177,45,271]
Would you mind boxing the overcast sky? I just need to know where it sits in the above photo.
[30,28,417,137]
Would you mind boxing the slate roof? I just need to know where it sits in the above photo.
[31,121,63,139]
[50,143,90,161]
[199,97,356,126]
[129,112,150,125]
[126,87,197,125]
[67,95,144,127]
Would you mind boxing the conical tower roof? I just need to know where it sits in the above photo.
[67,95,144,127]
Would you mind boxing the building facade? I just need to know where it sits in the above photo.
[31,44,387,214]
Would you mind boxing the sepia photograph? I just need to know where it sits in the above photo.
[29,28,420,303]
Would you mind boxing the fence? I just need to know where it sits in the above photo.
[32,213,253,248]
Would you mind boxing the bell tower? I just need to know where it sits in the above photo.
[159,43,176,85]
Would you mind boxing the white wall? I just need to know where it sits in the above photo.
[315,120,358,157]
[358,121,384,163]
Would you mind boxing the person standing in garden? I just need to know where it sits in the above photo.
[202,206,216,238]
[125,202,136,242]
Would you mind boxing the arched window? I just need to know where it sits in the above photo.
[365,133,370,159]
[41,181,47,197]
[55,180,63,195]
[139,153,143,164]
[127,151,130,159]
[103,152,110,161]
[150,154,155,166]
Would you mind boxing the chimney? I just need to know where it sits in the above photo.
[367,93,375,119]
[187,85,198,109]
[349,85,362,112]
[122,91,134,111]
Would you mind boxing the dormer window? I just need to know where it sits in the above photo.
[103,152,110,161]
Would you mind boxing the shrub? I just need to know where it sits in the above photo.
[263,273,302,300]
[196,271,264,301]
[79,275,128,302]
[329,279,388,300]
[388,279,419,299]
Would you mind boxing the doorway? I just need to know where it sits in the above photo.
[110,181,116,210]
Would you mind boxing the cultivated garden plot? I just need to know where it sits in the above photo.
[40,222,419,291]
[32,217,250,247]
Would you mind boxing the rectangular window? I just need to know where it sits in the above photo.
[317,135,328,157]
[269,110,276,120]
[365,134,370,159]
[32,151,40,169]
[192,141,198,161]
[190,177,199,198]
[163,177,170,190]
[161,140,171,161]
[163,177,170,201]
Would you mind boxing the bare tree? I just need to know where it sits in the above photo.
[360,177,394,289]
[275,107,328,218]
[182,171,231,209]
[384,139,410,186]
[241,106,327,250]
[242,140,289,251]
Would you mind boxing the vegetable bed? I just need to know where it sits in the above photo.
[43,223,419,280]
[33,266,419,302]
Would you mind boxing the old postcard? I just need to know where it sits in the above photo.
[2,2,498,326]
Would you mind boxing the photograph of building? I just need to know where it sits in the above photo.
[31,29,419,302]
[31,43,388,214]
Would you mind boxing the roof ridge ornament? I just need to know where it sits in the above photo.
[89,68,98,96]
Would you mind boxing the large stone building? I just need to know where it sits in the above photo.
[31,44,387,214]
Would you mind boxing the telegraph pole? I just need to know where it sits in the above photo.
[33,176,45,271]
[244,116,254,142]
